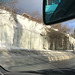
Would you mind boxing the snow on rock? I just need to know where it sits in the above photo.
[0,9,75,50]
[0,9,49,50]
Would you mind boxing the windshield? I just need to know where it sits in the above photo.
[0,0,75,72]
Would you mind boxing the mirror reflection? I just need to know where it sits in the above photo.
[45,0,61,24]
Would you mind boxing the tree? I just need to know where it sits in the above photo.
[52,23,62,31]
[0,0,18,13]
[5,0,18,9]
[45,27,69,50]
[61,25,71,33]
[30,11,43,23]
[74,28,75,36]
[71,28,75,38]
[52,24,72,34]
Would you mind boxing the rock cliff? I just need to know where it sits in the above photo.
[0,9,75,50]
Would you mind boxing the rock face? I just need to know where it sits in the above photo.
[0,9,46,50]
[0,9,75,50]
[68,34,75,50]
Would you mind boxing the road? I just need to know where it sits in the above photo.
[50,57,75,69]
[0,49,75,71]
[0,55,75,72]
[0,57,75,75]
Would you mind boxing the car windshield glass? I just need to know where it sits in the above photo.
[0,0,75,72]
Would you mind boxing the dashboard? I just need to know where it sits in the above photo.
[0,66,75,75]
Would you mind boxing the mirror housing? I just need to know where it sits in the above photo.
[43,0,75,25]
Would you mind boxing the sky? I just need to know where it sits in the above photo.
[0,0,43,14]
[16,0,43,15]
[62,19,75,30]
[1,0,75,30]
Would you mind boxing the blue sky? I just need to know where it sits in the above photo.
[62,19,75,31]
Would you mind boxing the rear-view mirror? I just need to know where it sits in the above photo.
[43,0,75,25]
